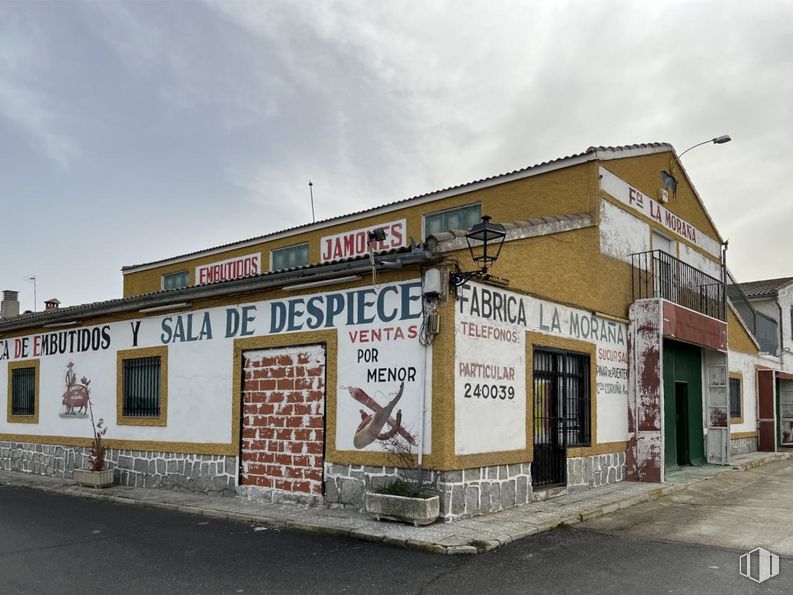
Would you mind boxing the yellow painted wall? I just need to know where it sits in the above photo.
[123,162,600,297]
[728,308,760,355]
[479,226,633,320]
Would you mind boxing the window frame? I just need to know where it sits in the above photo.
[270,242,309,271]
[422,203,482,240]
[116,346,168,426]
[161,270,190,291]
[7,360,40,424]
[729,373,743,424]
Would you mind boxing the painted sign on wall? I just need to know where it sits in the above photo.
[336,318,429,453]
[196,253,261,285]
[455,286,526,455]
[454,282,629,455]
[599,166,721,258]
[320,219,406,263]
[0,280,429,454]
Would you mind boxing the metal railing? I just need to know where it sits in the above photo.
[631,250,726,321]
[726,269,779,353]
[726,269,756,335]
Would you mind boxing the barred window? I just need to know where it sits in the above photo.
[533,348,591,447]
[11,366,36,416]
[729,377,742,419]
[122,356,161,417]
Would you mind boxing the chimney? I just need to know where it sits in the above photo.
[44,298,61,311]
[1,290,20,319]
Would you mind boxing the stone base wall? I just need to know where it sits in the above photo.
[0,441,237,495]
[324,462,532,521]
[730,436,758,455]
[566,451,626,493]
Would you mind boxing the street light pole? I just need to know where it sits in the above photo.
[678,134,732,158]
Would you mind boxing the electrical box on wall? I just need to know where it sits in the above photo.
[659,188,669,203]
[423,268,442,295]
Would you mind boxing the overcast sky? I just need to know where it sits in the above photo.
[2,1,792,311]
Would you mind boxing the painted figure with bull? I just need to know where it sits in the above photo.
[60,361,91,417]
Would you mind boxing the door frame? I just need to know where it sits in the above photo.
[757,369,777,452]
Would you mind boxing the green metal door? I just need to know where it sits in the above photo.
[663,340,706,468]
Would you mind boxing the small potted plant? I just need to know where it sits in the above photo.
[365,436,440,526]
[72,394,113,488]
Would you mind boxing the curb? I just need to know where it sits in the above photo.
[1,452,789,555]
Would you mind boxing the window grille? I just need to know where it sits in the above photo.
[729,377,742,419]
[11,367,36,416]
[122,356,161,417]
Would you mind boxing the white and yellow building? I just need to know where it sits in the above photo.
[0,143,780,519]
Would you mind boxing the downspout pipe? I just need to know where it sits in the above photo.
[778,298,784,358]
[721,240,728,320]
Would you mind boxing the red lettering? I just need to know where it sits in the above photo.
[342,235,353,257]
[321,239,331,261]
[355,231,367,254]
[390,222,403,247]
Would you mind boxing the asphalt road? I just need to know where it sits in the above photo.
[1,486,791,594]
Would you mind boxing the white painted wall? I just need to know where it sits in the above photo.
[454,282,628,455]
[0,280,430,454]
[599,167,721,258]
[749,297,779,321]
[678,243,722,280]
[777,283,793,372]
[599,198,649,264]
[727,350,779,435]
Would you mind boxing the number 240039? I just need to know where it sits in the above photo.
[463,383,515,400]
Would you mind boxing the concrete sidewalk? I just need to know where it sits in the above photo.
[0,450,788,555]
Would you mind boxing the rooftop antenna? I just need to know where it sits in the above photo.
[28,276,36,312]
[308,180,316,223]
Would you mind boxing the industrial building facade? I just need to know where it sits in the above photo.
[1,143,786,520]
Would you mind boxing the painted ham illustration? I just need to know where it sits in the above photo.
[346,382,416,448]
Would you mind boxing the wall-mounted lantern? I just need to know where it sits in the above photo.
[450,215,507,290]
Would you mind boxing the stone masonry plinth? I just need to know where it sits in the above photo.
[0,441,237,495]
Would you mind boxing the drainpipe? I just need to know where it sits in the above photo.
[720,240,728,320]
[777,298,784,359]
[418,338,431,469]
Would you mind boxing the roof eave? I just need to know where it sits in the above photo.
[2,251,439,335]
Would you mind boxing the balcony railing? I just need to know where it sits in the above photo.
[631,250,726,321]
[726,269,779,354]
[726,269,756,334]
